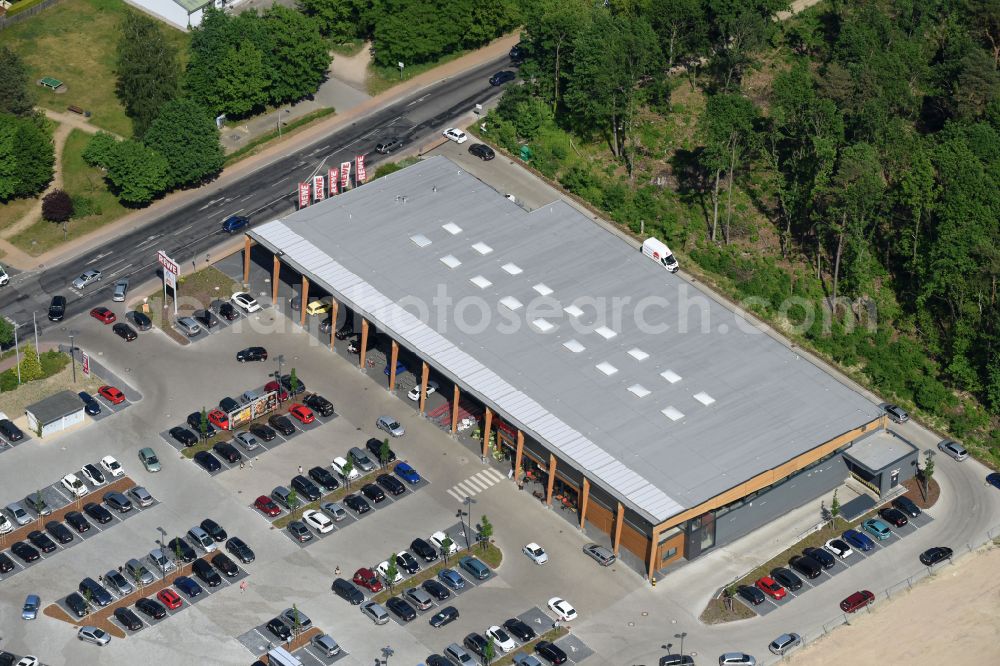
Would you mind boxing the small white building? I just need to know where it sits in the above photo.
[26,391,85,438]
[124,0,227,32]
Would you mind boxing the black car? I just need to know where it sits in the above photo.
[168,537,197,563]
[226,536,255,563]
[186,412,215,437]
[0,419,23,442]
[893,496,922,518]
[83,502,113,524]
[919,546,953,566]
[11,541,39,562]
[335,324,354,340]
[83,462,105,484]
[303,393,335,416]
[112,322,137,341]
[309,466,340,492]
[212,552,239,577]
[410,538,438,562]
[268,414,295,436]
[78,391,101,416]
[195,309,218,329]
[250,423,276,441]
[536,640,568,664]
[48,295,66,321]
[46,520,74,544]
[789,554,823,579]
[375,137,402,154]
[213,442,242,464]
[396,551,419,575]
[422,578,450,600]
[428,605,459,627]
[509,43,526,62]
[169,426,198,447]
[463,632,489,657]
[114,606,143,631]
[737,584,765,605]
[386,596,416,621]
[361,483,385,503]
[279,373,306,394]
[65,592,88,617]
[426,656,450,666]
[104,491,132,513]
[0,553,14,573]
[291,475,322,501]
[377,474,405,496]
[469,143,495,160]
[136,597,166,619]
[236,346,268,362]
[192,558,222,587]
[366,437,396,463]
[217,301,239,320]
[65,510,91,533]
[28,530,57,553]
[267,617,291,641]
[489,70,516,86]
[219,397,240,413]
[194,450,221,472]
[332,577,365,604]
[504,617,537,642]
[879,507,909,527]
[343,494,371,514]
[200,518,228,542]
[130,310,152,331]
[803,546,836,569]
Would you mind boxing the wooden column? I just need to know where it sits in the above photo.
[242,236,252,283]
[450,385,460,434]
[359,319,369,369]
[514,431,524,480]
[389,340,399,390]
[482,408,492,457]
[418,362,429,415]
[271,255,281,304]
[578,477,590,530]
[613,502,625,555]
[299,276,309,327]
[329,301,338,351]
[545,454,557,506]
[647,524,663,581]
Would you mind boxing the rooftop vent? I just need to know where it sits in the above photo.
[661,406,685,421]
[660,369,682,384]
[440,255,461,269]
[563,339,585,353]
[499,296,523,311]
[564,304,584,318]
[694,392,716,406]
[628,384,651,398]
[501,263,523,275]
[472,242,493,255]
[627,348,649,361]
[470,275,492,289]
[410,234,431,247]
[596,362,618,376]
[532,318,555,333]
[533,283,553,296]
[594,326,617,340]
[442,222,462,235]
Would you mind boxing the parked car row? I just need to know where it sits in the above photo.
[426,611,570,666]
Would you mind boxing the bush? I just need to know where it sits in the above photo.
[0,369,17,391]
[42,189,73,222]
[70,194,101,219]
[82,132,118,169]
[39,350,68,376]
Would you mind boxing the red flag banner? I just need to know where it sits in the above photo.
[298,182,311,209]
[329,168,338,196]
[313,175,325,202]
[340,161,352,190]
[356,154,367,183]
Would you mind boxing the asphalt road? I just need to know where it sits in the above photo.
[0,54,510,332]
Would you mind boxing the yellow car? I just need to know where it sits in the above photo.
[305,298,333,315]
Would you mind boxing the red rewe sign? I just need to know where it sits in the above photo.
[329,168,338,196]
[313,175,325,202]
[298,182,311,209]
[356,154,367,183]
[340,161,351,190]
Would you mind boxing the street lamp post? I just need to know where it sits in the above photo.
[69,330,79,383]
[463,496,477,549]
[456,508,469,549]
[674,632,687,656]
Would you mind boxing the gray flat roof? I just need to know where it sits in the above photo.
[27,390,83,424]
[250,156,881,523]
[844,430,918,472]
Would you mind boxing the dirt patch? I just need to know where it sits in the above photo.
[790,545,1000,665]
[901,476,940,509]
[330,41,371,89]
[699,596,757,624]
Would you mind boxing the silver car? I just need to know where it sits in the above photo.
[78,625,111,646]
[376,416,405,437]
[235,432,259,451]
[6,502,31,526]
[884,404,908,423]
[129,486,154,507]
[148,548,175,574]
[311,633,341,657]
[405,586,433,610]
[125,558,155,585]
[104,570,134,596]
[361,601,389,625]
[176,317,201,336]
[583,543,616,566]
[72,269,103,290]
[768,633,801,656]
[938,440,968,461]
[281,607,312,631]
[112,278,129,302]
[320,502,347,522]
[348,446,375,472]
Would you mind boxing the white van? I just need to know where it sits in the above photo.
[267,646,304,666]
[0,264,9,286]
[641,238,679,273]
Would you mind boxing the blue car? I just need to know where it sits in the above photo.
[78,391,101,416]
[384,361,407,377]
[862,518,892,540]
[394,462,421,484]
[438,568,465,590]
[987,473,1000,490]
[173,575,203,598]
[221,215,250,233]
[842,529,875,552]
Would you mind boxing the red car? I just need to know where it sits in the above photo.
[254,495,281,517]
[288,403,315,424]
[839,590,874,613]
[756,576,786,600]
[90,307,116,324]
[353,567,383,593]
[157,588,183,610]
[98,385,125,404]
[207,409,229,429]
[264,380,288,401]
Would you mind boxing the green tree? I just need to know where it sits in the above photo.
[287,488,299,509]
[186,8,238,110]
[699,93,759,243]
[385,553,399,591]
[341,457,354,489]
[706,0,790,90]
[478,514,493,550]
[42,189,74,223]
[483,639,496,666]
[290,604,302,634]
[0,46,34,116]
[200,407,209,439]
[261,5,331,105]
[830,489,840,526]
[523,0,593,113]
[82,132,120,169]
[288,368,300,394]
[115,10,181,137]
[104,139,168,206]
[440,535,453,564]
[18,344,44,381]
[0,319,13,347]
[372,0,465,67]
[921,449,935,501]
[0,113,55,201]
[143,98,224,189]
[379,438,391,468]
[649,0,708,69]
[297,0,367,41]
[210,43,270,117]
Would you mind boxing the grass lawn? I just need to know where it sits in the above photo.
[143,265,241,344]
[367,49,471,96]
[8,128,129,256]
[330,39,365,57]
[0,0,190,137]
[0,361,104,417]
[224,108,335,162]
[0,197,36,235]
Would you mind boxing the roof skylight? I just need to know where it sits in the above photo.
[596,362,618,376]
[533,283,553,296]
[564,304,584,318]
[410,234,431,247]
[499,296,523,311]
[694,392,716,406]
[472,242,493,255]
[563,339,585,353]
[660,369,682,383]
[661,406,685,421]
[532,318,555,332]
[501,263,523,275]
[442,222,462,235]
[595,326,617,340]
[470,275,492,289]
[440,255,461,269]
[627,348,649,361]
[628,384,651,398]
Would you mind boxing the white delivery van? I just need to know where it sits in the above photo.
[641,238,679,273]
[267,646,304,666]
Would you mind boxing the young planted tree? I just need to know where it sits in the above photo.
[200,408,209,440]
[288,368,300,395]
[287,489,299,510]
[830,489,841,527]
[385,553,399,591]
[483,639,496,666]
[440,536,453,565]
[18,344,44,381]
[921,450,935,501]
[290,604,302,635]
[342,458,354,489]
[379,438,391,468]
[478,514,493,551]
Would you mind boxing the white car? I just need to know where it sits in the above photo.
[0,513,12,534]
[443,128,468,144]
[522,542,548,564]
[17,657,40,666]
[100,455,124,477]
[485,625,517,653]
[231,291,261,313]
[407,381,438,401]
[72,269,103,290]
[78,625,111,646]
[376,560,404,585]
[302,509,334,534]
[547,597,577,622]
[824,538,853,559]
[331,456,361,481]
[430,530,458,555]
[61,473,88,498]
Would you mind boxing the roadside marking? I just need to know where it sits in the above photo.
[446,468,505,502]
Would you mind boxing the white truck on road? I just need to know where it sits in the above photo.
[641,238,679,273]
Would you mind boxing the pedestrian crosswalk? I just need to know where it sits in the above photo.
[446,467,507,502]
